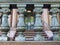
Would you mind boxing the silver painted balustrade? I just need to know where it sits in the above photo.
[53,32,59,41]
[34,8,43,30]
[50,8,60,30]
[17,14,25,29]
[34,32,45,41]
[15,32,25,41]
[0,33,7,41]
[34,14,42,29]
[1,8,10,31]
[17,8,26,31]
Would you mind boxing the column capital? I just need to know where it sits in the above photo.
[17,8,26,14]
[50,8,59,14]
[34,8,42,14]
[2,8,10,14]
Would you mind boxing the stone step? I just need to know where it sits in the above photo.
[24,34,35,36]
[40,31,48,39]
[41,33,47,36]
[25,37,34,41]
[23,32,35,36]
[25,36,34,38]
[23,31,35,41]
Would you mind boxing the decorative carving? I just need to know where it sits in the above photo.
[50,8,59,14]
[17,8,26,31]
[1,8,10,30]
[15,32,25,41]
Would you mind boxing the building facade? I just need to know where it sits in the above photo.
[0,0,60,43]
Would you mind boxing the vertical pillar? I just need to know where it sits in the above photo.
[0,8,2,35]
[7,4,17,41]
[12,9,17,28]
[34,8,43,30]
[8,12,12,27]
[57,7,60,37]
[42,4,50,31]
[11,4,17,40]
[48,15,52,26]
[57,12,60,37]
[57,13,60,25]
[17,8,25,31]
[50,8,59,29]
[1,8,9,31]
[41,4,53,40]
[57,8,60,26]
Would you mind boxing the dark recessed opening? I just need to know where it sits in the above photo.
[42,4,51,9]
[25,4,35,12]
[9,4,17,9]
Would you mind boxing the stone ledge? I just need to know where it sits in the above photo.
[0,41,60,45]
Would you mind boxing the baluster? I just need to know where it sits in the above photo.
[15,32,25,41]
[50,8,59,30]
[17,8,25,32]
[34,8,43,31]
[1,8,10,32]
[0,33,7,41]
[34,32,45,41]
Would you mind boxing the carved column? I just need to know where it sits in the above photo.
[34,8,43,31]
[1,8,10,32]
[42,4,50,31]
[17,8,25,32]
[7,4,17,41]
[12,9,17,28]
[41,4,53,40]
[50,8,59,29]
